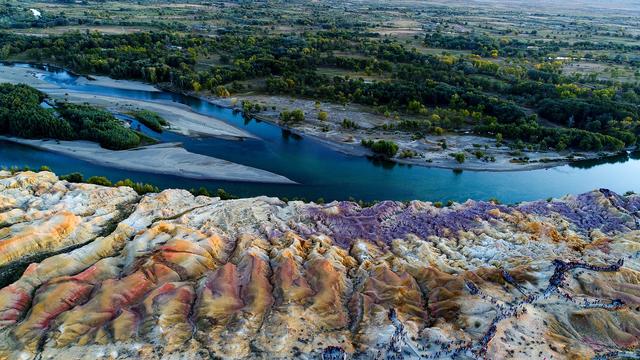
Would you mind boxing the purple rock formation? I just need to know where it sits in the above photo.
[304,199,511,245]
[518,189,637,234]
[302,189,639,248]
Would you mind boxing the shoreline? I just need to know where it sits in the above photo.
[75,74,161,92]
[0,62,629,173]
[0,64,257,141]
[258,114,575,172]
[0,137,296,185]
[46,90,259,140]
[198,95,602,172]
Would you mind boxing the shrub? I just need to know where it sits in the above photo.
[399,149,418,158]
[215,85,230,98]
[130,110,168,133]
[362,139,399,157]
[280,109,305,123]
[341,118,358,129]
[115,178,160,195]
[87,176,113,187]
[60,172,83,183]
[242,100,262,114]
[450,152,466,163]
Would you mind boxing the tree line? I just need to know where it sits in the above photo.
[0,83,148,150]
[0,29,637,151]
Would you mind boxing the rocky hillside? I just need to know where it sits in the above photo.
[0,171,638,359]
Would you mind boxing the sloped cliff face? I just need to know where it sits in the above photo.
[0,171,638,360]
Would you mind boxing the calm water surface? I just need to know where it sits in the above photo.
[0,64,638,203]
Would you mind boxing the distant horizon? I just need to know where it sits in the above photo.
[368,0,640,15]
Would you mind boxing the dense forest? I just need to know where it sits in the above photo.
[0,83,148,149]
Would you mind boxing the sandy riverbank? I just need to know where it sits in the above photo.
[0,64,255,140]
[0,137,295,184]
[48,90,257,139]
[205,94,613,171]
[0,63,159,92]
[0,63,613,171]
[75,75,161,92]
[0,64,58,89]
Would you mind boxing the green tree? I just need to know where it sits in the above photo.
[362,139,399,157]
[87,176,113,187]
[215,85,230,98]
[450,152,466,163]
[280,109,305,123]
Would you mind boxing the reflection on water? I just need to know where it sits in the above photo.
[0,63,639,203]
[281,129,303,142]
[367,156,397,170]
[569,151,640,169]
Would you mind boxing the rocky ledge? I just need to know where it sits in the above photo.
[0,171,638,360]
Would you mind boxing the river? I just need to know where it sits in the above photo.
[0,63,638,203]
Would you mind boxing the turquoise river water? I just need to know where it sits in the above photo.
[0,64,638,203]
